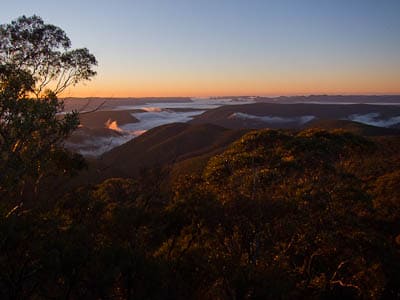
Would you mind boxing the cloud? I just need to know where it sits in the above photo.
[140,107,164,112]
[65,134,132,157]
[63,98,262,156]
[123,110,205,131]
[347,113,400,127]
[105,119,123,132]
[229,112,315,125]
[108,98,257,112]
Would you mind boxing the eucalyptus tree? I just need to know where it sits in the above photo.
[0,15,97,97]
[0,15,96,203]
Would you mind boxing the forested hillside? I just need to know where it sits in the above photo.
[2,128,400,299]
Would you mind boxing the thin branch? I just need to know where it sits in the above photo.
[78,100,106,115]
[55,68,66,92]
[6,202,23,218]
[330,280,361,293]
[54,68,75,95]
[330,260,349,283]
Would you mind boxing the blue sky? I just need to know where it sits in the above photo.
[1,0,400,96]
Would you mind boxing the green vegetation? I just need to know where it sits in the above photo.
[0,15,96,203]
[1,16,400,299]
[2,126,400,299]
[0,15,97,98]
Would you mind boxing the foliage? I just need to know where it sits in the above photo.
[2,128,399,299]
[0,16,92,202]
[0,15,97,97]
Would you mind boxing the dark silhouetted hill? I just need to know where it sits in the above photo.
[305,119,400,136]
[100,123,247,176]
[190,103,400,129]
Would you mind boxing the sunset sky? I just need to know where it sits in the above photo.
[2,0,400,97]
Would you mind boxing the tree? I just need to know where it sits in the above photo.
[0,15,95,203]
[0,16,95,298]
[0,15,97,98]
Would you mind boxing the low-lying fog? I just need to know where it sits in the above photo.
[64,98,256,156]
[63,97,400,157]
[229,112,316,125]
[347,113,400,128]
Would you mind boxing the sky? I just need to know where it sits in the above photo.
[1,0,400,97]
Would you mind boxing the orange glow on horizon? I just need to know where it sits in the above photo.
[56,65,400,98]
[61,78,400,98]
[58,65,400,98]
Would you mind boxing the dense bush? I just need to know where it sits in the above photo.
[1,129,399,299]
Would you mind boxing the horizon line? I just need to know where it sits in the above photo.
[60,93,400,99]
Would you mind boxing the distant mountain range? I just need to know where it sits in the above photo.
[190,103,400,129]
[63,97,400,160]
